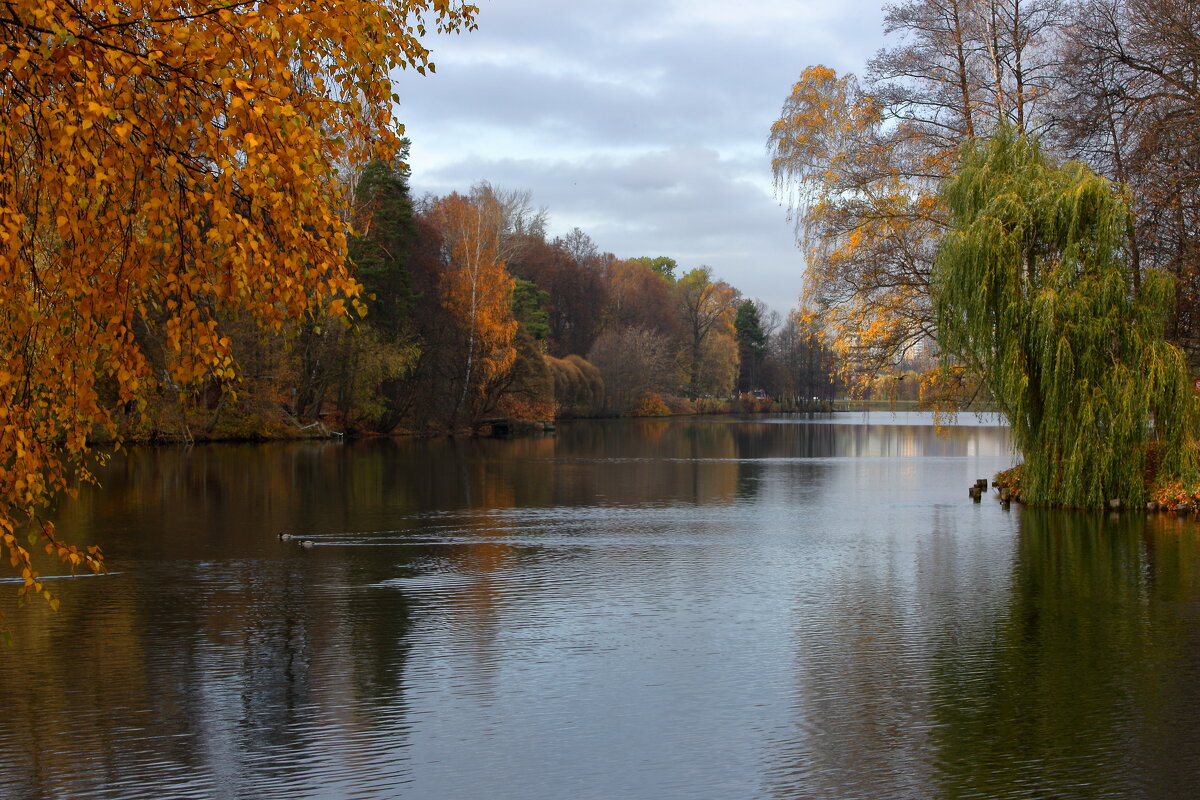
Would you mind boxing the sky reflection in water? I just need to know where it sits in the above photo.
[4,413,1200,799]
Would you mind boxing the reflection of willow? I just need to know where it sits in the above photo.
[930,509,1200,799]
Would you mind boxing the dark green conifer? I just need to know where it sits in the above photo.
[348,145,417,340]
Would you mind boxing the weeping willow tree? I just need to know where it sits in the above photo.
[933,127,1200,508]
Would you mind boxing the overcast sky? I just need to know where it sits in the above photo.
[393,0,888,317]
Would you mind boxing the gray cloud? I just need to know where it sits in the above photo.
[395,0,887,315]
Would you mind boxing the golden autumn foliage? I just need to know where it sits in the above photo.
[0,0,478,623]
[425,192,519,427]
[632,392,671,418]
[769,65,942,393]
[673,267,739,396]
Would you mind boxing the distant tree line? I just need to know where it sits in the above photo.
[124,145,838,438]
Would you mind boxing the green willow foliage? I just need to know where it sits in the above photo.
[933,127,1200,508]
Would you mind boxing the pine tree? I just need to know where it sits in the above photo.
[734,300,768,393]
[349,151,417,340]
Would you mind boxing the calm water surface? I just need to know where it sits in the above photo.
[5,413,1200,799]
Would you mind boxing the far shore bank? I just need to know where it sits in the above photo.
[89,400,1016,449]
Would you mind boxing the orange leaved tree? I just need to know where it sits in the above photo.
[0,0,478,625]
[424,192,518,429]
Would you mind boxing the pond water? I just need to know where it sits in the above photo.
[4,413,1200,799]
